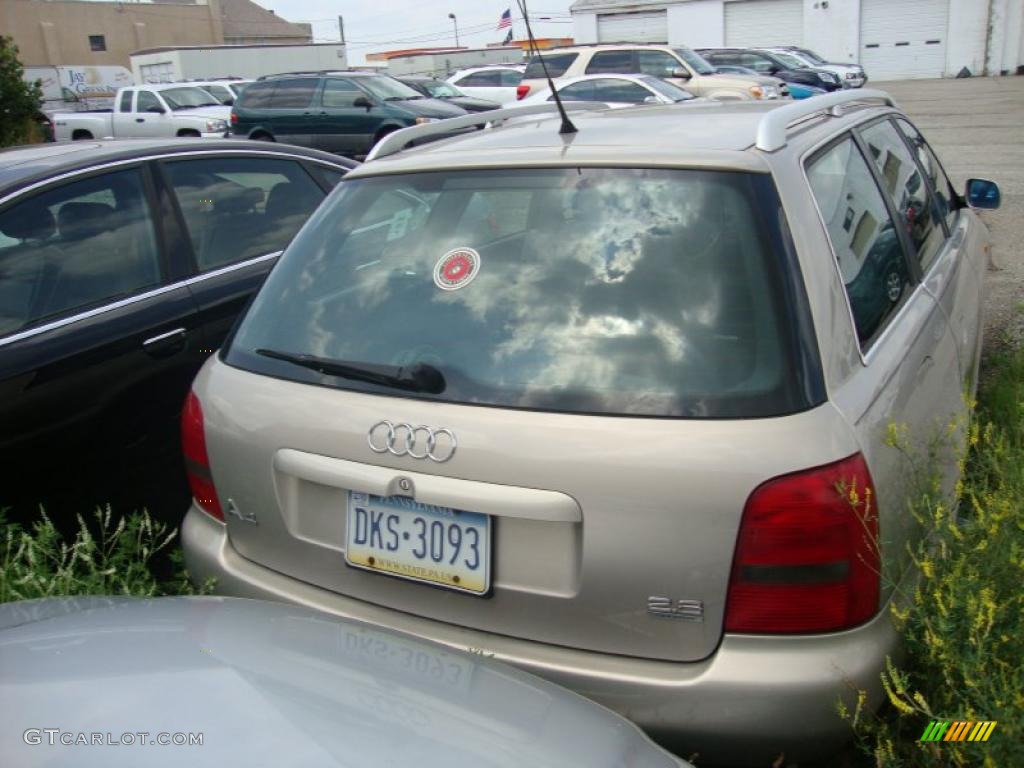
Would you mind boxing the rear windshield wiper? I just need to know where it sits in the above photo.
[256,348,445,394]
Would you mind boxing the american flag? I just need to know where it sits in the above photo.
[497,8,512,30]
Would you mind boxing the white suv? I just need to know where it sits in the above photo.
[517,44,784,102]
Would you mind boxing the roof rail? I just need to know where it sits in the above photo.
[364,101,609,162]
[755,88,896,152]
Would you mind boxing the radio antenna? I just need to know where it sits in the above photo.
[515,0,577,135]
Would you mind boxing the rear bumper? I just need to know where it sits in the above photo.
[184,505,900,765]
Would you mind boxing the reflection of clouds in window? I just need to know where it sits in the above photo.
[234,169,795,417]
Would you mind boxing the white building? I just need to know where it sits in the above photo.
[130,43,347,84]
[569,0,1024,80]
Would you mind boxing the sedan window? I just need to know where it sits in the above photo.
[554,81,598,102]
[807,137,915,349]
[593,79,652,103]
[163,157,327,271]
[0,168,161,336]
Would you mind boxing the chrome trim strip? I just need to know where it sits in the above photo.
[0,148,347,209]
[143,327,186,347]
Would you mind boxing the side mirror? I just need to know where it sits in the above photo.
[643,95,660,104]
[146,105,166,114]
[670,68,691,80]
[965,178,1000,209]
[353,95,374,110]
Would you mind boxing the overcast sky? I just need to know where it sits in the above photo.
[264,1,576,64]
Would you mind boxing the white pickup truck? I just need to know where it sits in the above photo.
[53,84,230,141]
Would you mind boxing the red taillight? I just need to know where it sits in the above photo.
[181,391,223,522]
[724,453,879,634]
[230,112,238,125]
[516,84,530,100]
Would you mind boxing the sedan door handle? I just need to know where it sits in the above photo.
[136,118,145,123]
[143,327,187,357]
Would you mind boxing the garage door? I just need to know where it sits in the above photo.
[139,62,175,84]
[724,0,803,48]
[860,0,948,80]
[597,11,668,43]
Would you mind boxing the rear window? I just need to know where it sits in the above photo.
[524,53,579,78]
[226,169,820,419]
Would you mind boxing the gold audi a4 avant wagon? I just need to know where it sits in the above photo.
[181,93,999,764]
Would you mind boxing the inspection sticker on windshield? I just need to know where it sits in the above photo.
[433,247,480,291]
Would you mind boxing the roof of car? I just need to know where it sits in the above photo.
[0,139,355,197]
[346,98,897,179]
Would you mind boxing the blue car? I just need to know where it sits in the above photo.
[787,82,826,99]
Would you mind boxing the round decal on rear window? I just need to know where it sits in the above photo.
[433,247,481,291]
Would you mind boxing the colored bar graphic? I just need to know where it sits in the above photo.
[920,720,997,742]
[920,721,950,742]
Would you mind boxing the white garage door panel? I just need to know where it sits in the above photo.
[597,11,668,43]
[725,0,804,48]
[861,0,948,80]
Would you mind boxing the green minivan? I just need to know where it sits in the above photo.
[230,72,467,157]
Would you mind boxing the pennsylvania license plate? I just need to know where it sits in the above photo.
[345,492,491,595]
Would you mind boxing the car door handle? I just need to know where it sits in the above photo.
[136,118,145,123]
[143,327,187,357]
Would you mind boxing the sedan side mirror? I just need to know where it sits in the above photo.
[353,96,374,110]
[965,178,1000,209]
[643,95,660,104]
[670,68,691,80]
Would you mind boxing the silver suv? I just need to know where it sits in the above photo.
[182,94,999,764]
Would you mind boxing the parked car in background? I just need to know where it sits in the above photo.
[181,79,254,106]
[519,74,694,107]
[182,92,998,765]
[231,72,466,157]
[53,84,231,141]
[397,76,500,112]
[446,66,524,105]
[774,46,867,87]
[785,81,826,99]
[0,597,689,768]
[698,48,843,91]
[518,45,784,102]
[0,139,354,526]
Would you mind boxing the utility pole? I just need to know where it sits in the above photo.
[338,15,345,44]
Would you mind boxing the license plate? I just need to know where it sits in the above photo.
[345,492,491,595]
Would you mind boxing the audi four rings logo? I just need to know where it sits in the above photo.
[368,421,457,463]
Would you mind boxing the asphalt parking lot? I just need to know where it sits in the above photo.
[876,76,1024,353]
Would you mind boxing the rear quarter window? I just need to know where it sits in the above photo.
[524,53,579,78]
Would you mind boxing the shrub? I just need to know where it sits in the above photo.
[842,349,1024,767]
[0,507,212,602]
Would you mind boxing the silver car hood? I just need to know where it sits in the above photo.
[0,596,686,768]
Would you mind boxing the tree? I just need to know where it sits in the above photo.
[0,36,43,147]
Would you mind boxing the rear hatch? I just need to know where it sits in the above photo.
[200,165,836,663]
